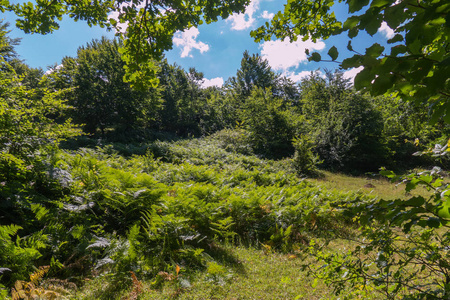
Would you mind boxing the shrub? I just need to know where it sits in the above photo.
[292,135,321,177]
[300,71,387,172]
[208,128,253,155]
[240,87,302,159]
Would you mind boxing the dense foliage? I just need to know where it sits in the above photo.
[251,0,450,121]
[48,38,162,135]
[300,71,386,171]
[249,1,450,298]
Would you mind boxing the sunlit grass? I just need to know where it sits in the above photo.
[122,247,339,300]
[308,170,433,200]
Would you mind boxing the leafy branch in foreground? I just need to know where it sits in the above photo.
[252,0,449,122]
[306,163,450,299]
[2,0,250,89]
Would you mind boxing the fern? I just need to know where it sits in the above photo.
[0,224,22,240]
[127,271,143,300]
[10,266,68,300]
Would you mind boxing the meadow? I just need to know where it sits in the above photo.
[5,134,443,299]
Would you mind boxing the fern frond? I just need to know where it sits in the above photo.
[31,203,50,221]
[0,224,22,240]
[86,237,110,249]
[29,265,50,286]
[129,271,142,300]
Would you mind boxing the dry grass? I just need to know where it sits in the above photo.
[308,170,432,200]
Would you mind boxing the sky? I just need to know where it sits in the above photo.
[1,0,395,88]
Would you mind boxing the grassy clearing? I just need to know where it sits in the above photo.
[308,170,433,200]
[75,246,347,300]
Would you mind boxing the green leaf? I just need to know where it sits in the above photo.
[405,179,419,192]
[390,45,408,57]
[348,0,370,13]
[354,67,374,90]
[341,55,362,69]
[384,2,407,28]
[371,74,394,95]
[404,196,425,207]
[380,169,396,177]
[347,41,353,51]
[343,16,360,30]
[327,46,338,61]
[348,27,359,38]
[365,43,385,57]
[370,0,391,8]
[438,205,450,219]
[387,34,403,44]
[426,217,441,228]
[309,52,321,62]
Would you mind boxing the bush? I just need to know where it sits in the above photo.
[300,71,387,172]
[292,135,320,177]
[240,87,302,159]
[209,128,253,155]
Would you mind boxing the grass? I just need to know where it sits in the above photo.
[75,246,351,300]
[308,170,433,200]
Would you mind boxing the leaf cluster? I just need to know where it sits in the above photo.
[252,0,450,121]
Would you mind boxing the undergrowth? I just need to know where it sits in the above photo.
[1,136,371,298]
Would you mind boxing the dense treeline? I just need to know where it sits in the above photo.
[39,34,449,172]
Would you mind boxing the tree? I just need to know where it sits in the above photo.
[227,50,279,100]
[154,60,206,136]
[0,21,43,88]
[2,0,250,88]
[226,50,299,102]
[48,37,161,136]
[240,87,301,158]
[251,0,449,121]
[300,70,386,171]
[0,21,19,63]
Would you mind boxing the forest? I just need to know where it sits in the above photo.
[1,0,450,299]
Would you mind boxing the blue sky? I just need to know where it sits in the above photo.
[1,0,395,87]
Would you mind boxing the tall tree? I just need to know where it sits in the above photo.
[227,50,279,100]
[0,21,19,63]
[49,37,161,135]
[240,87,301,158]
[226,50,299,102]
[0,21,43,88]
[300,70,386,171]
[156,60,206,136]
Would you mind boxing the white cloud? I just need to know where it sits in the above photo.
[261,11,274,20]
[227,0,260,30]
[173,27,210,58]
[201,77,224,88]
[378,21,395,39]
[45,64,63,75]
[260,37,326,71]
[343,66,364,82]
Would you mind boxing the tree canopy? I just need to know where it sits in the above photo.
[1,0,249,88]
[251,0,449,122]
